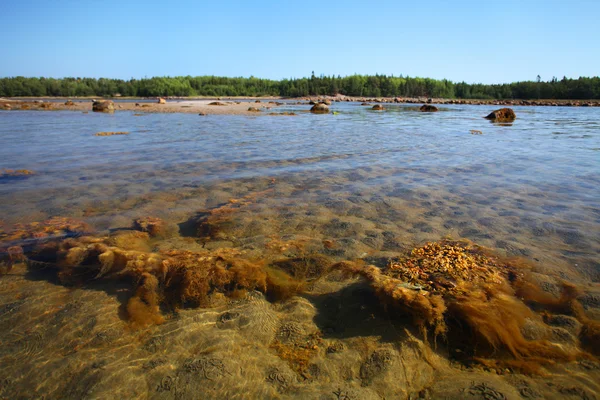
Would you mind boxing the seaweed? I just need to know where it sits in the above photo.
[337,240,596,372]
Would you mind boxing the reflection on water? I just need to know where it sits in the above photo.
[0,103,599,398]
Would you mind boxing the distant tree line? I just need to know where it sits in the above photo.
[1,74,599,100]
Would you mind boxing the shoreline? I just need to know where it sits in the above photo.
[2,95,599,116]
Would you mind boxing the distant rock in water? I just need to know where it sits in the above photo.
[92,100,114,113]
[420,104,438,112]
[157,98,166,104]
[208,101,226,106]
[247,107,261,112]
[485,107,516,121]
[372,104,385,110]
[310,103,329,114]
[64,100,75,106]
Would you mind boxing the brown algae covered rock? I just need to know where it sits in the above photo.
[337,240,596,372]
[419,104,438,112]
[310,103,329,114]
[92,100,115,113]
[485,107,516,121]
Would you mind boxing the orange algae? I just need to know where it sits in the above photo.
[0,169,35,178]
[338,240,596,372]
[94,131,129,136]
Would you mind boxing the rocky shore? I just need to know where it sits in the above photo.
[301,95,600,107]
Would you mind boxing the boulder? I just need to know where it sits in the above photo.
[310,103,329,114]
[208,101,226,106]
[485,108,516,121]
[247,107,261,112]
[2,103,11,110]
[322,99,332,105]
[92,100,115,113]
[157,98,166,104]
[372,104,385,110]
[419,104,438,112]
[64,100,75,106]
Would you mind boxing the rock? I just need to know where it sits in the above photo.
[2,103,11,110]
[419,104,438,112]
[64,100,75,106]
[208,101,226,106]
[485,107,516,121]
[198,112,206,116]
[322,99,332,105]
[135,103,140,106]
[255,100,261,103]
[92,100,115,113]
[157,98,166,104]
[247,107,261,112]
[308,100,316,105]
[133,217,167,237]
[361,102,371,106]
[310,103,329,114]
[40,102,52,109]
[372,104,385,110]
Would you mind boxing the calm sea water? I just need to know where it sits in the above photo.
[1,102,600,398]
[1,103,599,272]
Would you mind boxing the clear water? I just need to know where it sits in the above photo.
[0,103,599,398]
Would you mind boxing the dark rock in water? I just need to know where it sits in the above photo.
[419,104,438,112]
[310,103,329,114]
[485,107,516,121]
[372,104,385,110]
[92,100,114,113]
[247,107,261,112]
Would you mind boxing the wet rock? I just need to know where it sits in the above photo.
[543,314,582,335]
[372,104,385,110]
[64,100,75,106]
[208,101,226,106]
[485,108,516,121]
[310,103,329,114]
[247,107,261,112]
[419,104,438,112]
[157,98,166,104]
[133,217,167,237]
[92,100,114,113]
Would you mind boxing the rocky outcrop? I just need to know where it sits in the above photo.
[485,108,516,121]
[420,104,438,112]
[310,103,329,114]
[372,104,385,110]
[92,100,115,113]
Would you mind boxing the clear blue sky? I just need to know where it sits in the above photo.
[1,0,598,83]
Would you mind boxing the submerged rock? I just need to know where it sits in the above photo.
[372,104,385,111]
[92,100,114,113]
[485,107,516,121]
[310,103,329,114]
[420,104,438,112]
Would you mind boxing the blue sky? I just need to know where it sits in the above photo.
[1,0,598,83]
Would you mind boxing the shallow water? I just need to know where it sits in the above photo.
[0,103,599,399]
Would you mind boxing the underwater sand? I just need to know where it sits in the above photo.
[0,103,599,399]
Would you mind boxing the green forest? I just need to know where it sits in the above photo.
[1,74,599,100]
